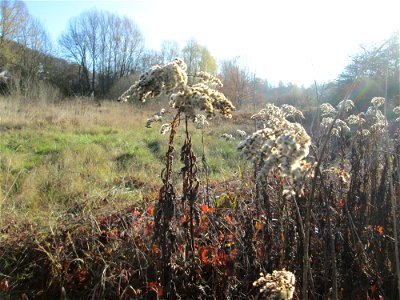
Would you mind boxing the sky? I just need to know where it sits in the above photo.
[24,0,399,87]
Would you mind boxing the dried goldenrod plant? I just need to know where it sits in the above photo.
[119,58,234,297]
[253,270,296,300]
[238,104,311,197]
[119,58,234,120]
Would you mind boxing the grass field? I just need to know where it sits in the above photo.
[0,97,252,230]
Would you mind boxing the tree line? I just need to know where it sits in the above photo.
[0,0,398,111]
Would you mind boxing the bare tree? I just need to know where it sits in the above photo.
[220,58,251,108]
[58,18,91,94]
[0,0,52,94]
[0,0,27,42]
[182,38,217,85]
[58,8,144,97]
[160,40,180,64]
[182,38,202,79]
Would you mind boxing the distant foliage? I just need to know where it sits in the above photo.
[329,33,399,110]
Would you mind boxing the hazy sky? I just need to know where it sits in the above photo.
[25,0,399,86]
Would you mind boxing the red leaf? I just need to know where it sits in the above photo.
[77,268,87,283]
[229,249,237,259]
[201,204,215,213]
[377,226,384,235]
[200,247,208,264]
[0,279,8,293]
[148,281,163,297]
[147,206,154,216]
[255,222,262,231]
[370,284,377,294]
[225,215,232,224]
[217,249,226,261]
[151,244,160,254]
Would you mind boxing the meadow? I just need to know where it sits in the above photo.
[0,96,254,298]
[0,92,399,299]
[0,97,251,225]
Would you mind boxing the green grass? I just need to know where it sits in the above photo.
[0,98,247,230]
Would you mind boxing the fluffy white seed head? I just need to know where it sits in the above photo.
[169,82,235,119]
[118,58,188,102]
[336,99,354,112]
[320,103,336,117]
[221,133,235,141]
[119,58,235,122]
[281,104,305,119]
[236,129,247,138]
[160,123,171,135]
[347,114,365,125]
[371,97,385,108]
[239,104,311,196]
[197,71,223,87]
[253,270,296,300]
[194,114,209,129]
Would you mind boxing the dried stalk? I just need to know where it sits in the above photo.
[154,112,180,297]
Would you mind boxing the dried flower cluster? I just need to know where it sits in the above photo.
[194,114,209,129]
[160,123,171,135]
[336,99,355,112]
[118,58,235,121]
[251,104,305,130]
[370,96,385,108]
[346,114,365,126]
[219,130,246,141]
[221,133,235,141]
[253,270,296,300]
[196,71,223,87]
[353,98,387,135]
[320,98,392,137]
[118,58,188,102]
[323,160,352,191]
[281,104,305,120]
[239,104,311,196]
[320,117,351,137]
[236,129,247,138]
[169,82,235,119]
[394,106,400,122]
[145,108,165,128]
[320,100,354,137]
[320,103,336,117]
